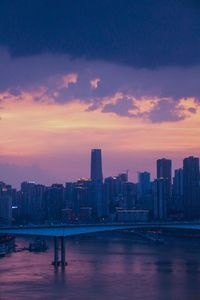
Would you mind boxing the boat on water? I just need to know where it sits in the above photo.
[29,237,48,252]
[0,245,6,258]
[134,230,165,244]
[0,235,15,256]
[143,231,165,244]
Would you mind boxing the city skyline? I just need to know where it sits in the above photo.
[1,149,199,225]
[1,2,200,299]
[1,2,200,188]
[0,148,199,190]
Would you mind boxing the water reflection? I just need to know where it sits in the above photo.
[1,233,200,300]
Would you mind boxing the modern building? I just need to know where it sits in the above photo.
[104,175,136,213]
[153,178,168,220]
[138,172,151,197]
[172,168,183,212]
[117,172,128,183]
[0,195,12,224]
[157,158,172,213]
[116,209,149,222]
[90,149,103,182]
[0,183,12,224]
[104,176,125,213]
[183,156,200,219]
[90,149,104,218]
[20,181,37,222]
[137,172,153,213]
[157,158,172,182]
[46,184,65,222]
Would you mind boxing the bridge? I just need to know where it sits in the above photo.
[1,222,200,268]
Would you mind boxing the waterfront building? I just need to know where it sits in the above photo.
[90,149,104,218]
[104,176,125,213]
[183,156,200,219]
[104,176,136,214]
[90,149,103,182]
[116,209,149,222]
[0,183,12,224]
[153,178,168,220]
[172,168,183,212]
[136,172,153,213]
[157,158,172,182]
[20,181,37,222]
[138,172,151,197]
[46,184,65,222]
[157,158,172,213]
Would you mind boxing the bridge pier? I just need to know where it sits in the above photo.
[52,236,59,267]
[61,236,67,267]
[52,236,67,268]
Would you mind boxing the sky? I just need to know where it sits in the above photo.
[0,0,200,188]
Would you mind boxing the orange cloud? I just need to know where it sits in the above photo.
[90,78,100,89]
[61,73,78,88]
[1,91,200,160]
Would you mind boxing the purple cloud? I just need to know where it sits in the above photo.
[0,48,199,123]
[102,98,137,117]
[141,99,185,123]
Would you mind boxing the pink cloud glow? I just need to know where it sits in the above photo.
[0,49,200,187]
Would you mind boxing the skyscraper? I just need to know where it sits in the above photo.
[90,149,103,182]
[90,149,104,218]
[172,168,183,212]
[157,158,172,183]
[173,169,183,196]
[157,158,172,213]
[138,172,151,197]
[0,183,12,225]
[183,156,200,219]
[153,178,168,220]
[137,172,153,212]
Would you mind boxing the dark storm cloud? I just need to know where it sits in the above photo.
[0,0,200,68]
[1,49,200,100]
[0,48,199,124]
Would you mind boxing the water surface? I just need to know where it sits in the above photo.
[1,233,200,300]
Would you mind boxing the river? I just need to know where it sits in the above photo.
[0,232,200,300]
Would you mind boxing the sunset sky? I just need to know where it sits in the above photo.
[0,0,200,187]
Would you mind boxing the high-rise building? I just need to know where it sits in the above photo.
[20,181,36,221]
[0,182,12,224]
[46,184,65,222]
[157,158,172,213]
[90,149,104,218]
[157,158,172,183]
[138,172,151,197]
[172,168,183,212]
[173,169,183,196]
[137,172,153,212]
[117,172,128,183]
[104,175,136,213]
[90,149,103,182]
[183,156,200,219]
[153,178,168,220]
[104,176,124,213]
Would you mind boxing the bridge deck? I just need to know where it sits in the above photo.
[0,225,134,236]
[1,223,200,237]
